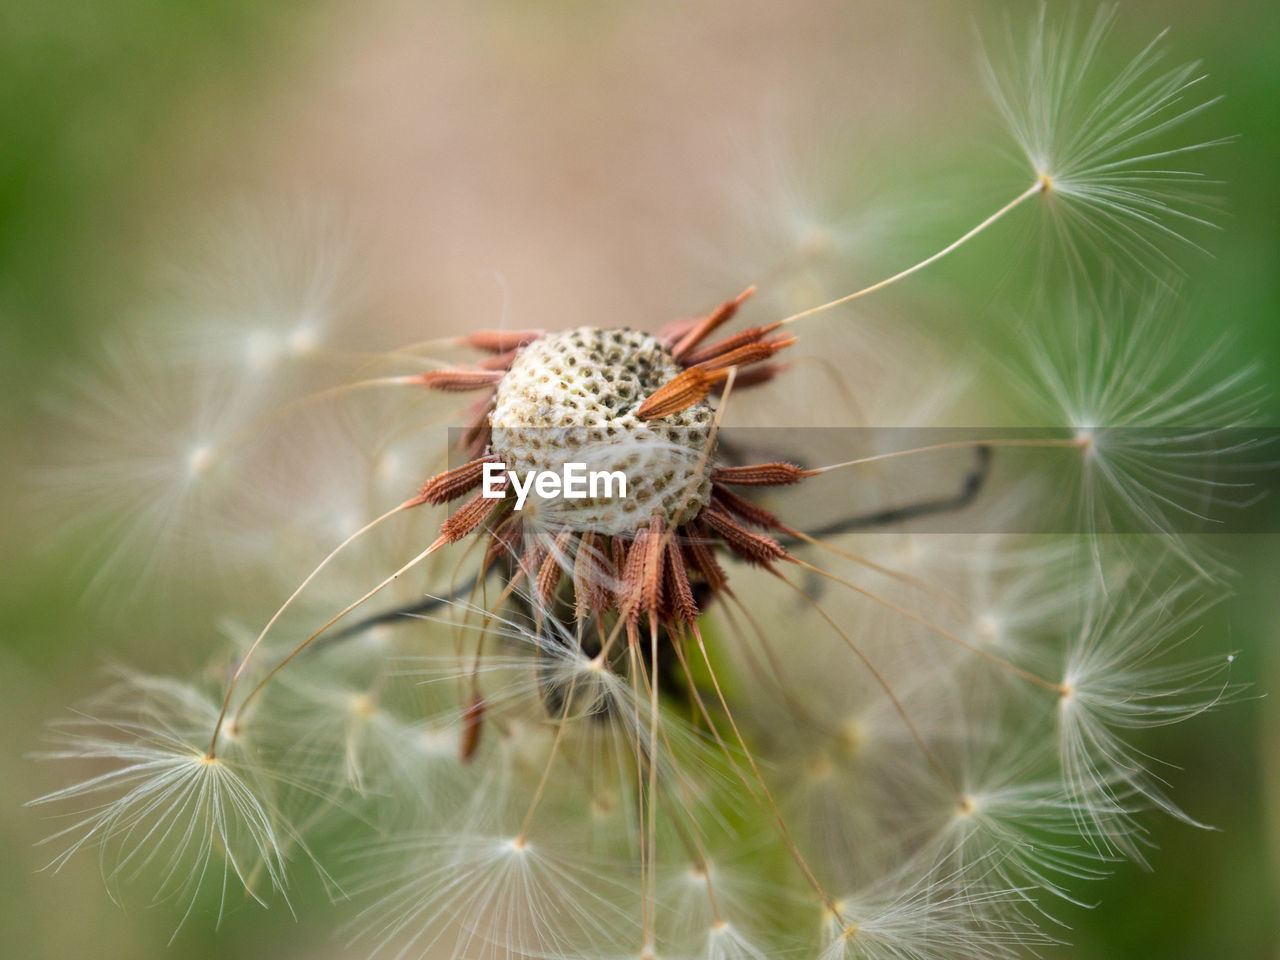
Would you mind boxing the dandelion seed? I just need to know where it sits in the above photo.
[1008,286,1263,576]
[347,832,635,960]
[819,862,1054,960]
[28,671,294,935]
[982,6,1231,282]
[1053,578,1241,860]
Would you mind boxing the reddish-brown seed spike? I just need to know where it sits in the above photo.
[463,394,495,428]
[640,335,798,420]
[478,349,520,371]
[421,368,507,392]
[701,506,788,566]
[711,483,783,530]
[573,532,599,617]
[692,336,796,374]
[622,529,649,626]
[466,435,490,462]
[417,455,499,506]
[484,515,524,571]
[465,424,494,462]
[440,487,506,543]
[658,315,702,347]
[664,535,698,624]
[586,535,615,614]
[636,367,721,420]
[460,689,485,763]
[683,521,728,593]
[713,461,811,486]
[610,537,630,609]
[537,531,572,606]
[461,396,495,448]
[672,287,756,360]
[641,516,666,620]
[713,362,785,392]
[679,322,783,367]
[463,329,544,353]
[521,540,548,584]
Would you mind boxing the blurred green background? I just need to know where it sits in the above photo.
[1,1,1276,958]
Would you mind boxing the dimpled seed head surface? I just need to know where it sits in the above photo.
[490,327,715,535]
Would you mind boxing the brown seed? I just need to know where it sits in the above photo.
[672,287,756,360]
[463,329,544,353]
[680,322,782,367]
[693,336,795,375]
[664,535,698,624]
[417,455,499,505]
[440,487,506,543]
[712,462,810,486]
[478,349,520,370]
[537,531,573,605]
[622,529,650,625]
[657,314,702,347]
[421,368,507,392]
[636,367,721,420]
[683,521,728,593]
[711,484,782,530]
[641,516,666,620]
[610,537,630,609]
[701,506,788,566]
[713,362,785,391]
[484,515,524,571]
[573,532,607,617]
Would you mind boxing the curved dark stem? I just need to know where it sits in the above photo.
[302,571,487,656]
[788,444,992,540]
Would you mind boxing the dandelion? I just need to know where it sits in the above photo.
[27,7,1261,960]
[981,4,1232,282]
[28,671,294,934]
[1007,286,1264,576]
[1054,576,1241,861]
[347,832,635,960]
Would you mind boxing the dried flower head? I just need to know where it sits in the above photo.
[27,8,1261,960]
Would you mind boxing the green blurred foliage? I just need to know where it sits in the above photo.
[0,1,1275,959]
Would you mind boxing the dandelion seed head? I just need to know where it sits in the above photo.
[983,6,1230,279]
[1051,578,1242,859]
[491,326,716,534]
[1009,287,1263,575]
[29,671,296,932]
[25,8,1261,957]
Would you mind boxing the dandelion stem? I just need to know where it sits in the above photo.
[206,498,420,758]
[640,650,724,926]
[772,571,960,792]
[680,625,847,923]
[806,435,1089,475]
[224,536,448,741]
[781,525,972,619]
[514,714,571,845]
[779,179,1048,326]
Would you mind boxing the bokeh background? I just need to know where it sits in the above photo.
[1,1,1276,958]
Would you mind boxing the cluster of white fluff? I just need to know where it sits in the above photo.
[27,8,1259,960]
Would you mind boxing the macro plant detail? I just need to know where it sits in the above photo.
[26,7,1262,960]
